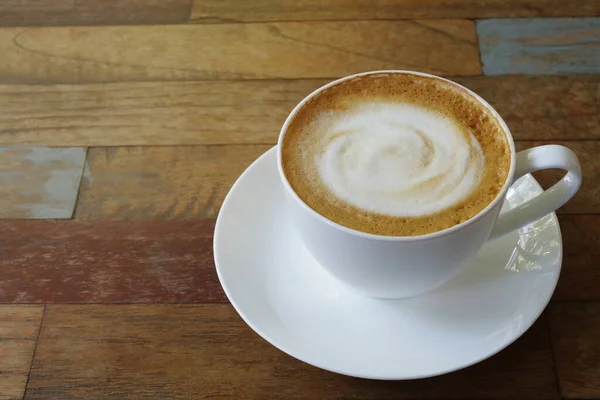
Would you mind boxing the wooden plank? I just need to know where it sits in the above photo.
[26,304,558,399]
[478,18,600,75]
[0,305,44,400]
[549,303,600,399]
[554,215,600,301]
[191,0,600,21]
[0,80,327,146]
[0,75,597,146]
[0,220,224,303]
[0,21,480,84]
[454,75,600,141]
[0,0,193,27]
[515,141,600,214]
[75,145,271,220]
[0,147,86,219]
[0,215,592,304]
[74,142,599,221]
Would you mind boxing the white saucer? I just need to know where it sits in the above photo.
[213,147,562,380]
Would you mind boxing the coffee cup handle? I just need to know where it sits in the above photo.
[488,145,582,240]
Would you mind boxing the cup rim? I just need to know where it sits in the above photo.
[277,70,517,242]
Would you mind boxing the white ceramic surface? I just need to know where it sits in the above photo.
[214,147,562,380]
[276,70,580,299]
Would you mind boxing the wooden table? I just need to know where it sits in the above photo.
[0,1,599,399]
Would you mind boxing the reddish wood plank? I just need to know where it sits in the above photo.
[0,0,193,27]
[554,215,600,301]
[0,220,224,303]
[0,215,592,304]
[26,305,558,399]
[549,303,600,399]
[0,305,44,400]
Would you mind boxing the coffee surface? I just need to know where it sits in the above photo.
[281,73,511,236]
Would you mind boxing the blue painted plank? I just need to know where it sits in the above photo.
[477,18,600,75]
[0,147,86,219]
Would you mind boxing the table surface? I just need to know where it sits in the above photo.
[0,1,599,399]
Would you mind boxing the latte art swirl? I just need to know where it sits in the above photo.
[315,103,485,217]
[281,72,510,236]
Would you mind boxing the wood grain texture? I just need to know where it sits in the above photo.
[515,140,600,214]
[0,21,480,84]
[549,303,600,399]
[0,75,597,146]
[27,305,558,399]
[74,142,599,221]
[0,220,223,303]
[0,147,86,219]
[191,0,600,21]
[0,305,44,400]
[0,80,327,146]
[455,75,600,141]
[0,215,592,304]
[554,216,600,301]
[0,0,193,27]
[516,141,600,214]
[478,18,600,75]
[75,146,271,220]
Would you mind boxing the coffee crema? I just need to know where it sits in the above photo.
[281,73,511,236]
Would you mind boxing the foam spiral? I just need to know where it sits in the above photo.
[315,102,485,217]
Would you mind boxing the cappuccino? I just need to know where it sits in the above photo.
[281,73,511,236]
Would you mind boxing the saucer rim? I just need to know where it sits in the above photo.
[214,146,562,380]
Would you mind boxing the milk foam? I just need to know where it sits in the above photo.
[313,102,485,217]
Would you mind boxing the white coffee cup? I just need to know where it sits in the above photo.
[277,70,582,299]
